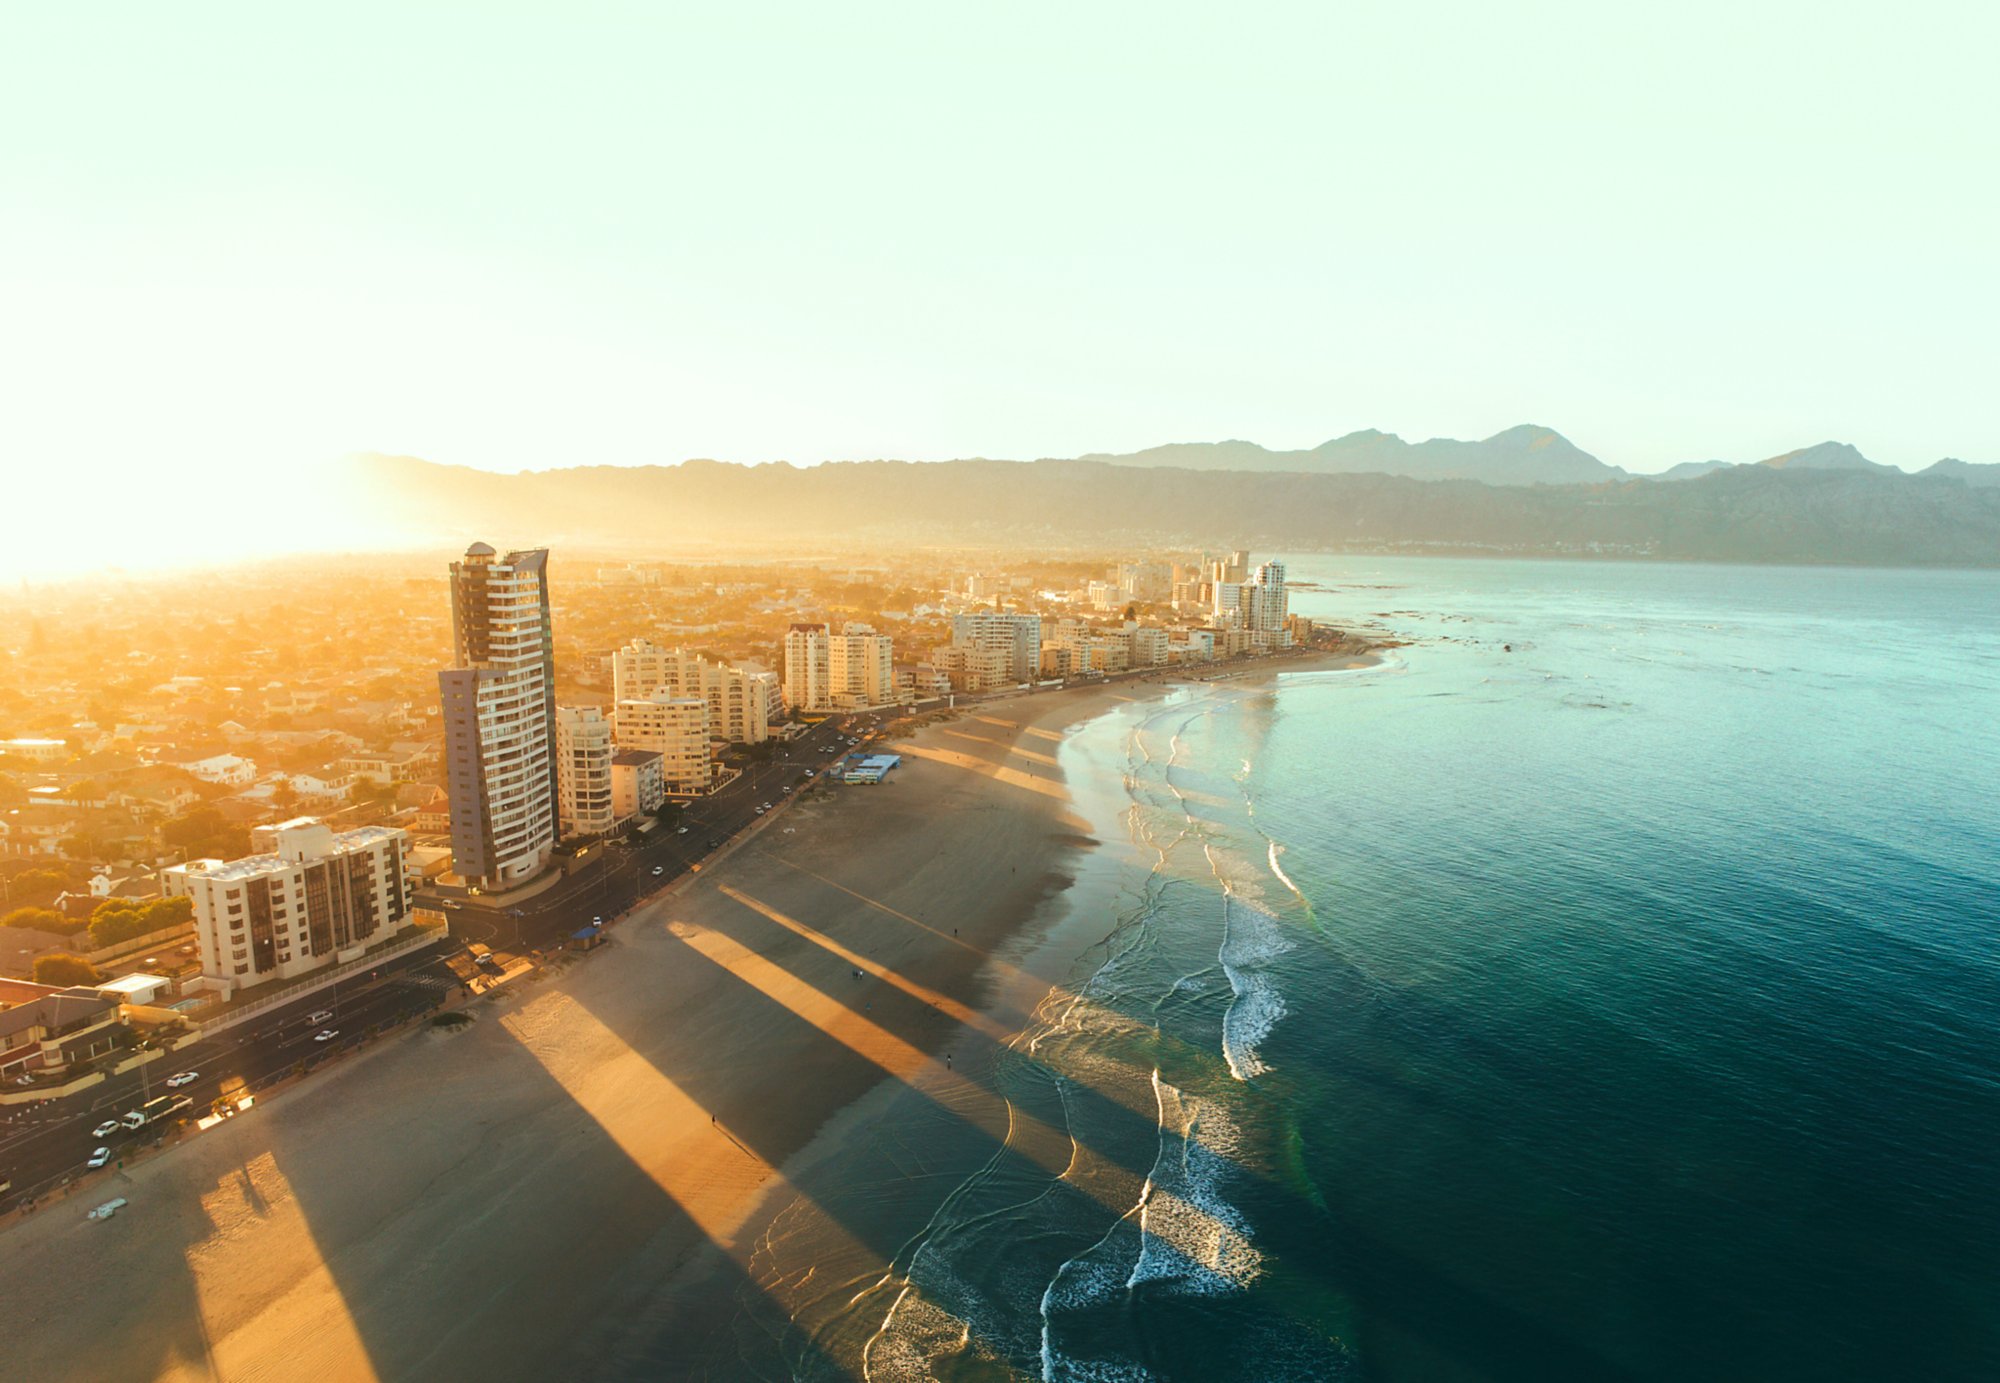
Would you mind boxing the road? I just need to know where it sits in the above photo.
[0,945,459,1214]
[0,713,889,1215]
[429,714,881,955]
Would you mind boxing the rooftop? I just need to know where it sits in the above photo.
[172,824,407,883]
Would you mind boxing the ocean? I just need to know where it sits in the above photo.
[794,557,2000,1382]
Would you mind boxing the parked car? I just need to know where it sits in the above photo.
[314,1029,339,1043]
[86,1147,112,1169]
[166,1071,198,1088]
[93,1120,121,1139]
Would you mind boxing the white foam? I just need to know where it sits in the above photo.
[1219,895,1294,1080]
[1267,840,1304,900]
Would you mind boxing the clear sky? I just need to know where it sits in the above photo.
[2,3,1994,574]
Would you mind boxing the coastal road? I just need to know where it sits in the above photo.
[430,714,883,955]
[0,715,892,1216]
[0,947,460,1214]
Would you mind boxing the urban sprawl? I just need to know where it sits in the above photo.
[0,547,1334,1211]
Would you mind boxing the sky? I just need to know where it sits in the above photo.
[3,3,1995,576]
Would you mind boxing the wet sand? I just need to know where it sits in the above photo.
[0,652,1367,1382]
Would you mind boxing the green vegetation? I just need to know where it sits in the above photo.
[2,865,73,908]
[34,952,102,986]
[2,905,86,936]
[88,895,193,949]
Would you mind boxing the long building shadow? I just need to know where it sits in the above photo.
[565,903,1638,1380]
[0,1006,843,1382]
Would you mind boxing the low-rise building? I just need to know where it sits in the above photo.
[610,749,666,820]
[0,986,127,1079]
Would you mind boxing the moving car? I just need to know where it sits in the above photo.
[651,865,664,876]
[314,1028,339,1042]
[166,1071,198,1087]
[93,1120,121,1139]
[86,1147,112,1169]
[307,1010,333,1025]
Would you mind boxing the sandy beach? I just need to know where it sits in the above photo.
[0,651,1369,1382]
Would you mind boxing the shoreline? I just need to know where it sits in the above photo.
[0,645,1376,1382]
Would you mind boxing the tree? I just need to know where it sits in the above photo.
[88,895,193,949]
[34,953,102,986]
[3,867,71,908]
[3,906,86,936]
[160,806,250,862]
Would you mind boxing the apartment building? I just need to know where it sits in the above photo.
[614,692,709,795]
[438,543,559,890]
[611,638,771,744]
[610,749,666,819]
[554,705,617,838]
[165,818,414,997]
[950,612,1042,684]
[785,622,899,711]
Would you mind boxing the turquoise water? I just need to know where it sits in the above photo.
[858,557,2000,1381]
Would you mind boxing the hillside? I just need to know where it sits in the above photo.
[1083,424,1626,485]
[344,452,2000,567]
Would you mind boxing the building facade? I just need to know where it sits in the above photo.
[165,818,414,997]
[950,612,1043,684]
[610,749,666,819]
[438,543,559,890]
[611,638,771,744]
[614,692,709,794]
[554,705,618,838]
[783,622,898,712]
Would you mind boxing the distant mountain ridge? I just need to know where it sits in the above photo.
[341,446,2000,568]
[1082,424,1624,485]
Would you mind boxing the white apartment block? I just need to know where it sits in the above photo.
[611,749,666,819]
[165,818,414,998]
[555,705,618,838]
[787,624,902,712]
[612,638,771,744]
[614,692,709,795]
[438,544,559,890]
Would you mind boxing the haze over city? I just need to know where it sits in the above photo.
[6,2,1999,579]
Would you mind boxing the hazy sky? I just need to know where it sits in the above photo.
[3,1,1995,571]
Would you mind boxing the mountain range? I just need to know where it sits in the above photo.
[341,429,2000,567]
[1084,426,1998,488]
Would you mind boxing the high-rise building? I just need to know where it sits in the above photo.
[613,691,709,795]
[950,612,1042,684]
[554,705,617,838]
[612,638,770,744]
[1246,559,1289,640]
[438,543,559,890]
[165,817,414,997]
[785,622,898,711]
[783,623,830,712]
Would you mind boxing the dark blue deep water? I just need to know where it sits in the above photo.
[839,558,2000,1382]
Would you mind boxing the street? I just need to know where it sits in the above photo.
[0,713,889,1217]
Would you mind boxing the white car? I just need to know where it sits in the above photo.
[651,865,664,876]
[92,1120,120,1139]
[314,1028,339,1042]
[166,1071,198,1088]
[676,825,688,834]
[755,806,766,815]
[307,1010,333,1025]
[86,1147,112,1169]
